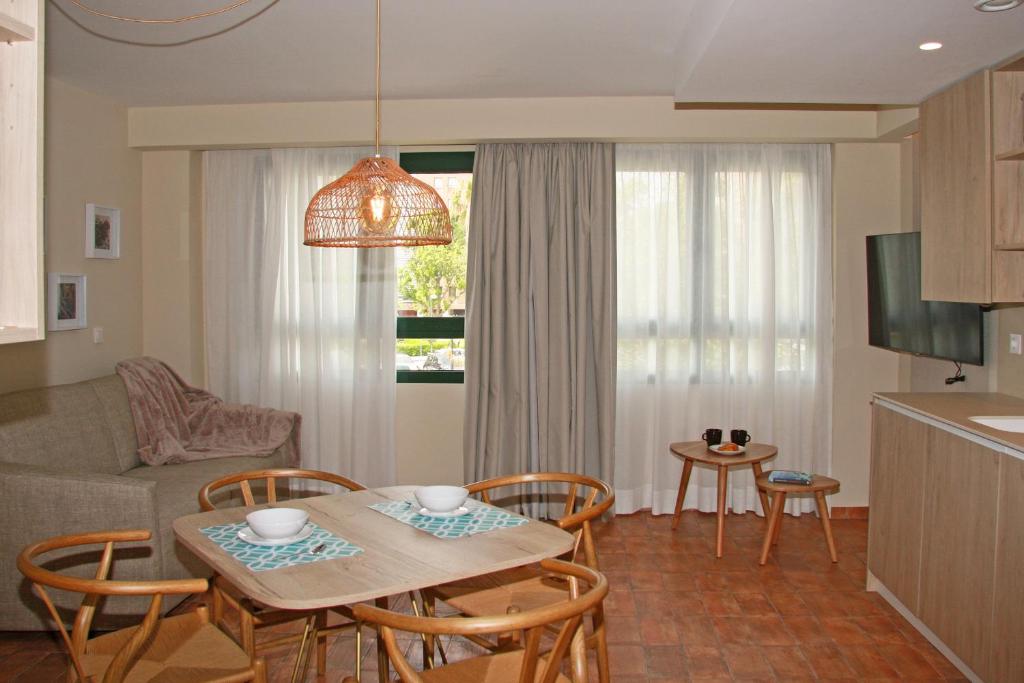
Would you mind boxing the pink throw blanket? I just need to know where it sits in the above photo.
[116,357,300,467]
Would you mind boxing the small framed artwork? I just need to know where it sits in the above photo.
[85,203,120,259]
[47,273,87,331]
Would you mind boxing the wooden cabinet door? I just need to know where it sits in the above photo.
[991,455,1024,683]
[920,71,992,303]
[919,427,999,682]
[867,405,928,612]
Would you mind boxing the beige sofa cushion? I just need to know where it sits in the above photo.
[0,378,124,475]
[91,374,141,472]
[121,450,288,579]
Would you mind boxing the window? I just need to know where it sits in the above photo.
[395,151,473,383]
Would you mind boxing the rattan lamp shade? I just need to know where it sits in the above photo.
[304,156,453,248]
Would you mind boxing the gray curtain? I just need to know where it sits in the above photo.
[463,143,616,486]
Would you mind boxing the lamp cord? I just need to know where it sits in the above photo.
[66,0,253,24]
[375,0,382,156]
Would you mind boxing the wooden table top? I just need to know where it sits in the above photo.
[755,473,839,494]
[173,486,575,611]
[669,441,778,466]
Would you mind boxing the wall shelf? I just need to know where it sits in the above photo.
[996,146,1024,161]
[0,11,33,42]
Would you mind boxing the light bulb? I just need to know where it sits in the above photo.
[370,195,387,222]
[359,189,395,235]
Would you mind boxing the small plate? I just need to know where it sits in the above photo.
[416,506,472,519]
[237,523,314,546]
[709,443,746,456]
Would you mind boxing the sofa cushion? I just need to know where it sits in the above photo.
[90,375,141,472]
[121,450,288,579]
[0,379,123,475]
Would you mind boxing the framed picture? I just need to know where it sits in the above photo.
[47,273,87,331]
[85,204,120,259]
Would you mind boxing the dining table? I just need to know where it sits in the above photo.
[173,485,576,680]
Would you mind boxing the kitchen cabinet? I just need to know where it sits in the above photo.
[991,455,1024,683]
[920,58,1024,303]
[0,0,43,344]
[867,404,927,612]
[917,427,999,683]
[869,396,1024,682]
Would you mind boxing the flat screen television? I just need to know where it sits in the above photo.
[866,232,984,366]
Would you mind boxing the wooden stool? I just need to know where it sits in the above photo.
[755,473,840,565]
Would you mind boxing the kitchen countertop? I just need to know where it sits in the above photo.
[874,392,1024,453]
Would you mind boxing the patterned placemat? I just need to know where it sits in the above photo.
[368,500,529,538]
[200,522,363,572]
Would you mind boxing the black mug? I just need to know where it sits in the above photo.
[730,429,752,445]
[702,428,722,447]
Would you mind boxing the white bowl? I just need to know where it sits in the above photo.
[414,485,469,513]
[245,507,309,539]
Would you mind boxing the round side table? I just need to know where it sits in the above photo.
[668,441,778,558]
[755,473,840,565]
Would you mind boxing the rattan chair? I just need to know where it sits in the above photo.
[17,529,266,683]
[423,472,614,681]
[197,468,366,680]
[349,559,608,683]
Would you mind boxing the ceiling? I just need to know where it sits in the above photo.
[46,0,1024,107]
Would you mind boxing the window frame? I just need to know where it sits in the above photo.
[395,151,474,384]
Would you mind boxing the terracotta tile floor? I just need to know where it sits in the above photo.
[0,510,966,682]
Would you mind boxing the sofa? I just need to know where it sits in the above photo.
[0,374,293,630]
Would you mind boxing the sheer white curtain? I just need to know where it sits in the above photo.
[204,147,397,487]
[614,143,832,516]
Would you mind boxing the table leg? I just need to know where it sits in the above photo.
[290,615,316,683]
[815,491,839,562]
[751,462,771,518]
[672,458,694,530]
[375,596,389,683]
[759,492,787,565]
[715,465,728,558]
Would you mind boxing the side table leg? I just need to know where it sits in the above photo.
[751,462,771,518]
[715,465,728,558]
[759,491,787,565]
[815,491,839,562]
[672,458,694,530]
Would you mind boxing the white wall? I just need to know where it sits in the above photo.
[831,143,905,507]
[395,384,465,485]
[141,151,204,384]
[0,78,142,393]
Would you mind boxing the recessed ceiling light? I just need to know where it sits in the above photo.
[974,0,1023,12]
[919,42,943,51]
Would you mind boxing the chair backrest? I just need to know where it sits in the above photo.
[467,472,614,569]
[354,559,608,683]
[198,467,366,511]
[17,530,209,683]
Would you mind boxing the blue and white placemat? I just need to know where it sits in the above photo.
[200,522,363,572]
[368,500,529,539]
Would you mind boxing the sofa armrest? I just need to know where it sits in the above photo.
[0,463,162,630]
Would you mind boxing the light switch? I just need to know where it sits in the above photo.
[93,327,104,344]
[1010,333,1022,356]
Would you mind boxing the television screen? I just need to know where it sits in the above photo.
[866,232,983,366]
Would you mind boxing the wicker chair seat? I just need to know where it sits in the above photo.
[81,610,254,683]
[435,568,572,617]
[418,650,571,683]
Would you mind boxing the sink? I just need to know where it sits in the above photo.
[969,416,1024,433]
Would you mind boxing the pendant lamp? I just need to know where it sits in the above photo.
[304,0,453,248]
